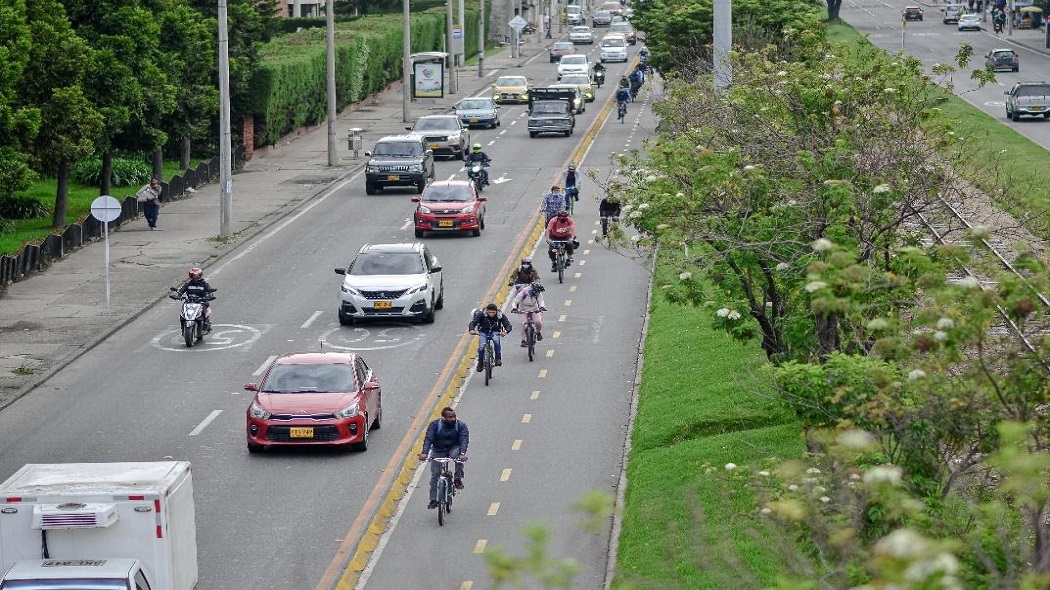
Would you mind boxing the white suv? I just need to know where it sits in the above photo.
[599,34,628,63]
[335,243,444,325]
[558,54,591,78]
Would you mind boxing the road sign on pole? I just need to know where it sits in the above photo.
[90,195,121,315]
[509,15,527,32]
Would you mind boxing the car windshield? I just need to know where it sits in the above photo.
[994,51,1015,58]
[1016,85,1050,97]
[561,55,586,65]
[424,185,474,202]
[498,77,526,87]
[594,11,610,17]
[373,142,422,157]
[554,43,574,50]
[350,251,426,276]
[534,102,566,114]
[602,38,625,47]
[414,118,458,131]
[459,99,491,109]
[571,27,590,33]
[262,363,355,393]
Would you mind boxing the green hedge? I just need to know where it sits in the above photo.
[251,9,481,146]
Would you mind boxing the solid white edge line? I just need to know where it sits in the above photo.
[253,355,278,376]
[188,410,223,436]
[301,311,324,330]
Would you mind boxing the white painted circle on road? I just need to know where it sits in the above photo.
[151,324,263,352]
[319,325,425,351]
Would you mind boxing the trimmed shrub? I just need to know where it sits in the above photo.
[0,217,14,236]
[0,196,52,220]
[70,158,153,187]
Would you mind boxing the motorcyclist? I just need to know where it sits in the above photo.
[545,210,577,271]
[170,267,216,332]
[562,163,581,207]
[469,303,512,371]
[509,257,541,294]
[592,62,607,86]
[464,143,492,186]
[542,185,565,224]
[418,407,469,509]
[993,8,1005,31]
[511,281,547,346]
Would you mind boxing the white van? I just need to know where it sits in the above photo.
[943,3,966,24]
[599,34,628,63]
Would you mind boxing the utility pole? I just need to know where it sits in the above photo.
[458,0,466,73]
[478,0,485,77]
[712,0,732,92]
[402,0,411,122]
[447,0,457,93]
[325,0,337,166]
[218,0,232,237]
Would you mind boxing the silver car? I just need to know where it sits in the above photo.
[334,242,444,325]
[568,25,594,44]
[405,115,470,160]
[455,97,501,129]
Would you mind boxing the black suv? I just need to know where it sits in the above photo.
[902,6,923,20]
[364,135,435,195]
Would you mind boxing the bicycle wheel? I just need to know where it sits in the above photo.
[566,192,575,215]
[557,250,565,284]
[526,323,535,362]
[484,341,493,386]
[437,478,447,526]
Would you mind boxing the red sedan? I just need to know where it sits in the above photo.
[412,180,487,238]
[245,352,382,453]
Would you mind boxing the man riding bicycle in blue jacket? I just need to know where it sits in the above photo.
[469,303,512,371]
[419,407,469,509]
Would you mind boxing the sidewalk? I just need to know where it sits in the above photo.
[0,34,550,409]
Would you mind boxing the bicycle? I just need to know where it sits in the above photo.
[426,456,464,526]
[600,215,620,241]
[617,100,627,123]
[515,309,546,362]
[474,330,504,386]
[549,240,568,284]
[564,186,578,215]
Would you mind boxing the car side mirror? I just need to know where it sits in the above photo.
[244,383,259,391]
[405,126,412,130]
[478,197,488,202]
[430,265,443,274]
[335,268,347,275]
[1004,90,1010,95]
[169,286,177,292]
[364,151,371,157]
[411,197,421,202]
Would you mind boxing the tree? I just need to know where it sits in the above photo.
[31,86,103,227]
[0,0,39,199]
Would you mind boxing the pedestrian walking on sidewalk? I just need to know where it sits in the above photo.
[139,177,162,230]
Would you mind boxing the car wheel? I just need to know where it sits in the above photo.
[353,419,369,451]
[530,131,537,138]
[1014,66,1020,72]
[365,182,377,195]
[1012,110,1020,122]
[415,228,424,238]
[480,215,485,230]
[338,309,355,326]
[417,181,426,194]
[472,227,481,237]
[371,397,382,430]
[435,284,444,309]
[421,301,436,324]
[247,443,264,454]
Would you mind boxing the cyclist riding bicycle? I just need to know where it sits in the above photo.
[464,143,492,186]
[511,281,547,346]
[542,185,565,224]
[615,86,631,114]
[509,257,541,294]
[545,210,578,271]
[469,303,512,371]
[418,407,469,509]
[562,163,580,208]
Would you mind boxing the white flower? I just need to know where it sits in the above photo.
[656,224,670,230]
[936,317,955,330]
[934,331,948,342]
[970,225,991,239]
[716,308,731,318]
[884,87,898,94]
[872,184,892,194]
[777,70,788,77]
[679,272,692,281]
[724,463,737,471]
[1000,149,1008,154]
[812,238,834,252]
[775,262,790,271]
[675,192,684,198]
[814,486,826,494]
[727,311,742,321]
[849,473,861,481]
[631,235,641,243]
[957,276,980,289]
[801,477,819,485]
[644,175,657,183]
[806,468,821,475]
[874,528,930,559]
[837,429,876,450]
[905,552,961,583]
[760,507,772,515]
[863,465,903,487]
[866,318,889,331]
[788,484,799,491]
[819,496,831,503]
[908,369,927,382]
[743,165,756,171]
[758,471,771,477]
[805,281,828,293]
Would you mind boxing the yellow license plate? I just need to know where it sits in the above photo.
[429,143,439,149]
[438,220,454,227]
[373,301,392,309]
[289,427,313,438]
[469,118,479,123]
[386,175,400,181]
[1033,107,1045,112]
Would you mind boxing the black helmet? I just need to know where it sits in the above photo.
[188,267,203,281]
[530,282,545,295]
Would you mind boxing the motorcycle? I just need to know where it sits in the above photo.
[994,19,1004,33]
[169,287,216,347]
[467,161,489,193]
[593,69,606,88]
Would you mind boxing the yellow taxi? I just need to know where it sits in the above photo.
[557,73,595,102]
[493,75,531,104]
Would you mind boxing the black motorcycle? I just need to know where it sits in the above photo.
[169,287,217,347]
[593,69,606,88]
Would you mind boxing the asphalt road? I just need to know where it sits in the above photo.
[0,39,655,590]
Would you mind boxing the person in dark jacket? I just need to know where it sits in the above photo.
[419,407,469,509]
[468,303,512,371]
[509,257,541,293]
[170,267,216,331]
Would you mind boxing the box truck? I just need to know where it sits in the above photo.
[0,462,197,590]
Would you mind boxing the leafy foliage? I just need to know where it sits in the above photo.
[70,157,151,187]
[0,195,51,219]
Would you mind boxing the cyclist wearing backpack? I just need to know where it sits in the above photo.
[418,407,469,509]
[562,163,581,207]
[511,281,547,346]
[469,303,512,371]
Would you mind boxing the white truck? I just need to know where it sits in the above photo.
[0,462,197,590]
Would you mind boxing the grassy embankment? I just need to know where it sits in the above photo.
[610,19,1050,589]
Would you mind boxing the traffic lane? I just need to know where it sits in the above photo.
[356,100,655,589]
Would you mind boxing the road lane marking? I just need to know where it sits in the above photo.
[301,311,323,329]
[474,540,488,553]
[583,249,591,254]
[188,410,222,436]
[512,439,522,450]
[564,299,572,306]
[530,391,540,400]
[559,315,567,322]
[522,414,532,423]
[538,369,548,378]
[461,583,474,590]
[553,331,560,338]
[578,260,586,266]
[569,285,577,292]
[546,350,554,357]
[500,469,512,481]
[253,355,277,376]
[399,217,412,231]
[575,272,582,278]
[488,502,501,515]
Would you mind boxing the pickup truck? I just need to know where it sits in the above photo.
[1005,81,1050,121]
[527,88,577,138]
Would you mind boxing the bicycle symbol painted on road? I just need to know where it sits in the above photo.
[151,324,264,352]
[318,325,425,351]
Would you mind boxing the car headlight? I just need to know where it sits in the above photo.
[409,164,423,172]
[249,402,270,420]
[462,204,475,214]
[341,284,362,296]
[418,205,432,214]
[407,282,429,295]
[335,401,360,419]
[366,165,379,174]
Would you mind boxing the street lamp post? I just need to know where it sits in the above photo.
[218,0,232,237]
[325,0,337,166]
[403,0,411,121]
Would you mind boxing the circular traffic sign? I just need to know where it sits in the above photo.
[90,195,122,223]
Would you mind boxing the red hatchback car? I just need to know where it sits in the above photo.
[245,352,382,453]
[412,180,487,238]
